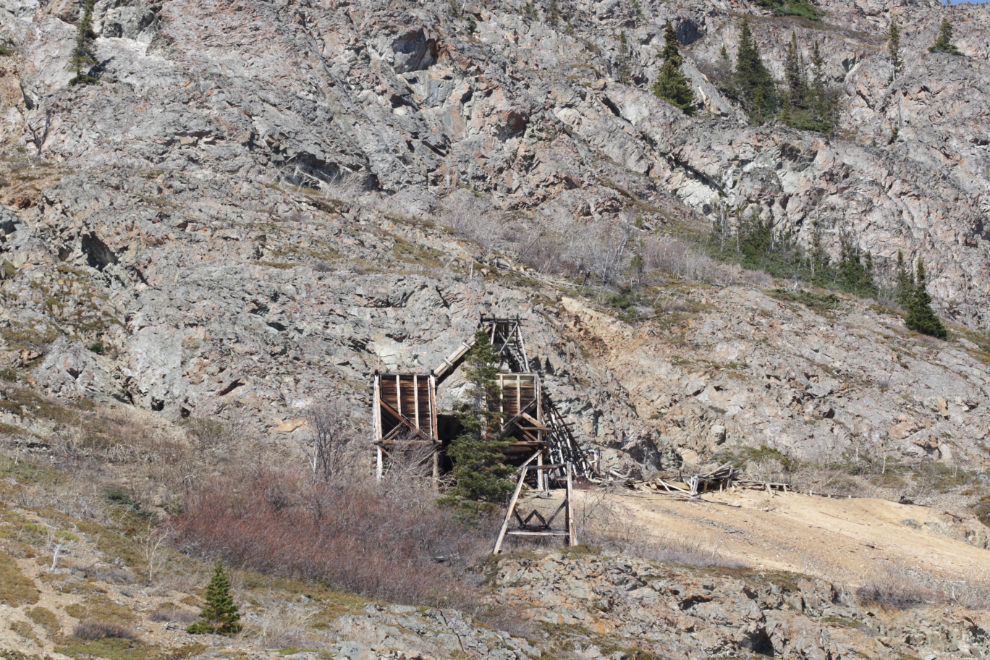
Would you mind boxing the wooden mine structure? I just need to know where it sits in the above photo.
[371,315,595,484]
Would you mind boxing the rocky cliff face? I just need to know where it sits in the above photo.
[0,0,988,477]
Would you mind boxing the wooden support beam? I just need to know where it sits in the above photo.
[429,374,438,441]
[493,466,528,555]
[566,463,576,546]
[374,373,383,481]
[378,398,433,442]
[413,374,419,431]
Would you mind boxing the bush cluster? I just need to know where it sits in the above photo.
[170,468,494,608]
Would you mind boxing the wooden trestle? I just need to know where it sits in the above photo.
[372,372,439,482]
[492,460,576,554]
[372,315,595,484]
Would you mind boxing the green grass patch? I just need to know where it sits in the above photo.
[64,592,139,623]
[769,288,842,310]
[756,0,820,18]
[0,552,39,606]
[973,495,990,527]
[27,606,61,636]
[57,638,152,660]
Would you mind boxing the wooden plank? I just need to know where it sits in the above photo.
[537,449,544,491]
[566,463,576,546]
[516,377,521,420]
[506,531,570,536]
[536,375,542,447]
[395,374,401,418]
[517,320,529,369]
[413,374,419,431]
[378,398,433,442]
[374,374,383,481]
[429,374,438,441]
[520,412,547,429]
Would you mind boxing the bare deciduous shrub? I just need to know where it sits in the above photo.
[74,621,139,641]
[516,234,565,274]
[246,594,322,649]
[856,563,990,610]
[856,565,933,609]
[305,401,356,482]
[643,235,735,285]
[169,467,494,608]
[148,608,198,624]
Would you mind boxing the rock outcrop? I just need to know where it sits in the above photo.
[0,0,987,477]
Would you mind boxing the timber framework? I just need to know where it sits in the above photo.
[371,315,596,483]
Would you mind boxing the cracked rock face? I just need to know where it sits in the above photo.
[0,0,988,476]
[489,551,990,660]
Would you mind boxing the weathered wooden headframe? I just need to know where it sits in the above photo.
[372,372,440,481]
[372,315,595,482]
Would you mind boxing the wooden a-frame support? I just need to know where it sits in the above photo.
[492,459,576,554]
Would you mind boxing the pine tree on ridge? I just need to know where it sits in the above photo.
[905,258,948,339]
[68,0,99,85]
[929,18,961,55]
[652,20,696,115]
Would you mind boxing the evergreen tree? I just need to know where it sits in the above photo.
[780,92,792,124]
[547,0,559,26]
[929,18,961,55]
[68,0,98,85]
[652,21,696,115]
[187,558,242,635]
[895,249,915,307]
[888,19,902,81]
[617,30,631,84]
[810,40,826,100]
[734,19,777,122]
[836,234,876,296]
[440,330,515,513]
[905,258,948,339]
[784,32,805,108]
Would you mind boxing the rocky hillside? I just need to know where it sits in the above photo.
[0,0,988,483]
[3,467,990,660]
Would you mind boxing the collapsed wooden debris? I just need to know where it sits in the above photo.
[628,463,791,506]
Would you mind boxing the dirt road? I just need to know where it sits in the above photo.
[576,487,990,588]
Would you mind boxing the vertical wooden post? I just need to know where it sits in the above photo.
[516,374,522,415]
[566,463,576,546]
[413,374,419,430]
[429,375,438,440]
[374,374,383,481]
[517,319,529,370]
[536,375,543,447]
[537,450,544,491]
[395,374,401,418]
[432,450,439,492]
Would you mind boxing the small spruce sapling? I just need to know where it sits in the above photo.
[895,249,914,307]
[187,558,242,635]
[651,21,696,115]
[929,18,961,55]
[904,258,948,339]
[888,19,901,81]
[68,0,99,85]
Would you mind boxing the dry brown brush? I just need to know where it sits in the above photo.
[74,621,139,641]
[169,468,494,609]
